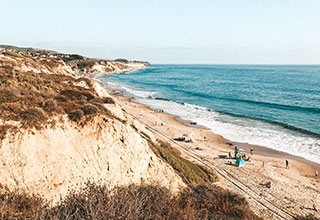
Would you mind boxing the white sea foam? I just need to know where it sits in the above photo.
[105,81,320,164]
[105,81,157,98]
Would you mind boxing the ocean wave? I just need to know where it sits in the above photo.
[168,88,320,114]
[101,79,320,164]
[214,110,320,138]
[135,97,320,164]
[105,81,157,98]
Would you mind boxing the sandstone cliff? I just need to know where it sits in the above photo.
[0,47,184,203]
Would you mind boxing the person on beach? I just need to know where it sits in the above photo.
[234,145,239,158]
[316,169,318,177]
[286,160,289,169]
[266,181,271,189]
[250,148,253,155]
[228,151,232,159]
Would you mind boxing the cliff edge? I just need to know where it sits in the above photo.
[0,46,183,202]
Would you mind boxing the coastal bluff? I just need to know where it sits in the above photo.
[2,46,313,220]
[0,46,183,202]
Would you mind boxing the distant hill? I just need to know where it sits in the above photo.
[0,44,33,50]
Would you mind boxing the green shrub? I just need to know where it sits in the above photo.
[3,51,24,58]
[150,139,219,185]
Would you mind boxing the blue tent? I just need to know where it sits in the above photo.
[236,158,245,167]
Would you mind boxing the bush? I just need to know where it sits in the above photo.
[0,183,262,220]
[77,60,96,69]
[149,139,219,185]
[68,109,84,122]
[20,108,48,129]
[0,67,114,129]
[0,125,17,140]
[0,89,19,103]
[81,104,99,115]
[42,100,57,113]
[294,214,319,220]
[61,54,84,63]
[3,51,23,58]
[115,58,129,63]
[60,90,95,102]
[0,186,46,219]
[101,97,115,104]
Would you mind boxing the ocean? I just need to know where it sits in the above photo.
[98,65,320,164]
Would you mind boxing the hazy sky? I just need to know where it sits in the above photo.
[1,0,320,64]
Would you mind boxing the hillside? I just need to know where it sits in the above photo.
[0,47,183,202]
[0,46,268,220]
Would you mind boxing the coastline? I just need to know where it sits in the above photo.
[104,84,320,171]
[165,107,320,171]
[101,81,320,218]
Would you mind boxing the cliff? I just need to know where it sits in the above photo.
[0,45,150,77]
[0,46,183,203]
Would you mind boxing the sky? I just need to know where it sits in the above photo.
[1,0,320,64]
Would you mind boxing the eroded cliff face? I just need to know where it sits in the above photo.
[0,46,150,78]
[0,53,74,76]
[0,113,184,203]
[0,47,184,203]
[69,59,149,77]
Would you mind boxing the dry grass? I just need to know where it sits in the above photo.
[150,139,220,185]
[76,59,97,69]
[0,125,17,140]
[293,215,319,220]
[2,51,24,58]
[0,183,262,220]
[0,65,116,139]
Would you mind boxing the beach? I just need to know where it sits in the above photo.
[105,87,320,219]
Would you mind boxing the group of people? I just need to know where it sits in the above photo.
[229,145,253,160]
[229,146,319,179]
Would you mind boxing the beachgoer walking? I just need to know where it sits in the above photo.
[228,151,232,159]
[316,169,318,177]
[286,160,289,169]
[250,148,253,155]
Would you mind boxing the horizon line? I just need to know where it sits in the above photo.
[148,63,320,65]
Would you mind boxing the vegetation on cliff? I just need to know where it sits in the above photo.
[149,139,220,185]
[0,46,267,219]
[0,183,263,220]
[0,64,115,139]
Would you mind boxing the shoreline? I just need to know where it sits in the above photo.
[98,78,320,218]
[106,86,320,171]
[167,107,320,171]
[168,109,320,170]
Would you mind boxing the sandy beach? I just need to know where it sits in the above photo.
[106,88,320,219]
